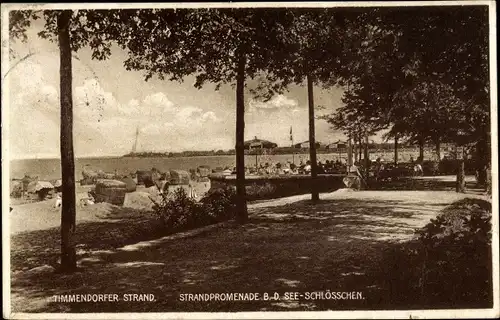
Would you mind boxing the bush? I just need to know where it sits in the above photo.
[381,198,492,308]
[200,187,237,222]
[151,186,236,233]
[151,187,201,230]
[417,198,492,306]
[417,198,491,245]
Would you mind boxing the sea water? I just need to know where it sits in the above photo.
[10,154,347,181]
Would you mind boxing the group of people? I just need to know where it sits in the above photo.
[237,154,430,179]
[359,156,425,182]
[246,162,293,175]
[295,159,347,174]
[243,158,348,176]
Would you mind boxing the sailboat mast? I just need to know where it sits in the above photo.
[131,126,139,154]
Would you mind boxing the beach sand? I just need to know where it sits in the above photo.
[9,200,121,234]
[9,180,212,234]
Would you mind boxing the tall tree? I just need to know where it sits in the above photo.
[322,11,399,174]
[9,9,126,271]
[256,8,349,200]
[306,74,319,200]
[9,9,78,271]
[324,6,490,191]
[235,44,247,221]
[57,10,77,271]
[118,8,300,221]
[383,6,490,189]
[390,79,461,163]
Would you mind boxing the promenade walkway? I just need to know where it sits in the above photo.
[10,189,486,313]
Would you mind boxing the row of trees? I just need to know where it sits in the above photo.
[8,6,491,271]
[324,6,490,191]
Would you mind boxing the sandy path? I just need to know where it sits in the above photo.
[250,188,486,209]
[10,183,486,235]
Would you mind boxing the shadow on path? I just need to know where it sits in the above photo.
[11,206,163,273]
[11,194,459,313]
[374,176,485,194]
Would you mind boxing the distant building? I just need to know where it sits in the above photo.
[294,141,322,149]
[244,136,278,150]
[326,140,347,150]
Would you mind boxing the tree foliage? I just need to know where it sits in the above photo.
[323,6,490,158]
[117,9,283,87]
[113,8,310,220]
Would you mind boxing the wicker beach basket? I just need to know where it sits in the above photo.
[197,166,211,177]
[136,170,157,187]
[94,179,127,205]
[169,169,190,185]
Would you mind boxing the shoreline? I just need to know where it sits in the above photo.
[8,150,453,182]
[10,147,442,162]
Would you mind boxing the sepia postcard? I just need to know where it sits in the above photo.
[2,1,498,319]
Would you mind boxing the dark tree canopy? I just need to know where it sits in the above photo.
[323,5,490,150]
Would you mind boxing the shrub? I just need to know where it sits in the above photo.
[381,198,492,308]
[151,186,237,233]
[200,187,237,222]
[417,198,491,245]
[417,198,492,306]
[151,187,202,231]
[10,186,23,198]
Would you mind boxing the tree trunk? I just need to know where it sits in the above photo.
[58,10,77,273]
[347,135,353,172]
[353,140,358,164]
[357,137,362,162]
[418,136,424,161]
[364,132,369,177]
[394,136,399,165]
[435,139,441,161]
[456,158,466,193]
[235,48,248,223]
[475,134,489,186]
[363,133,370,190]
[307,74,319,201]
[359,138,363,162]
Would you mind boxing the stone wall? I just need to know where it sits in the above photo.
[209,174,346,201]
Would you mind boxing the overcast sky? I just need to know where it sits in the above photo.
[7,18,353,159]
